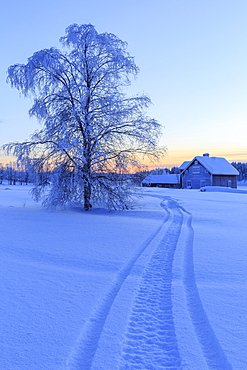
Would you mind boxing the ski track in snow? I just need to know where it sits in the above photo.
[119,199,183,370]
[66,194,233,370]
[181,206,233,370]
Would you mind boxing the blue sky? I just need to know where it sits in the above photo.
[1,0,247,167]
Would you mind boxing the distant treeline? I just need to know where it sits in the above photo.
[0,161,49,185]
[231,162,247,181]
[149,167,180,175]
[0,162,152,187]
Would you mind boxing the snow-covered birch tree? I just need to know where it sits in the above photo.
[4,24,165,210]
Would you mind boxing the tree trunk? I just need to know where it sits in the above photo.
[83,132,92,210]
[84,181,92,211]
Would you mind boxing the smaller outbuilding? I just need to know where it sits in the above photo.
[142,174,180,188]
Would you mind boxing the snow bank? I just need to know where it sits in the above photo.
[200,185,247,193]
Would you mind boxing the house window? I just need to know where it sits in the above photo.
[192,166,200,174]
[186,180,192,189]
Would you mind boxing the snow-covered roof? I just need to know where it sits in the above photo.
[183,156,239,175]
[142,174,180,184]
[179,161,190,170]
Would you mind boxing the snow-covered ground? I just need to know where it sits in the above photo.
[1,184,247,369]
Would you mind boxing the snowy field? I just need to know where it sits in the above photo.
[1,183,247,370]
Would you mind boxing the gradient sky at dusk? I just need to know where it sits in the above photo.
[1,0,247,167]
